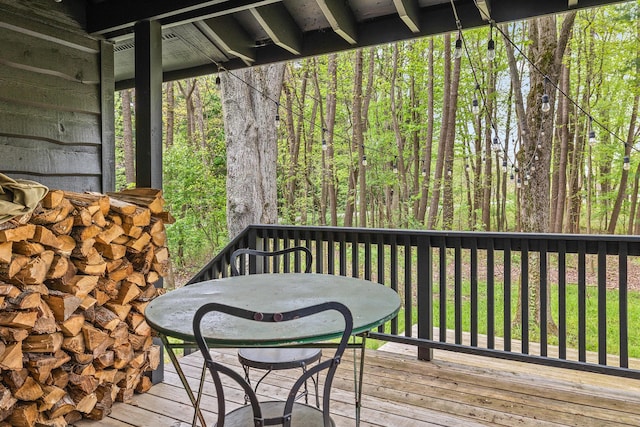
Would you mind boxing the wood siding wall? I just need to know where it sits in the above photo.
[0,0,114,193]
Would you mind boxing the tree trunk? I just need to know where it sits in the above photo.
[325,54,339,226]
[417,39,435,223]
[443,35,461,230]
[164,82,174,148]
[121,89,135,186]
[502,13,576,332]
[220,64,285,239]
[607,93,639,233]
[427,34,452,229]
[345,50,364,227]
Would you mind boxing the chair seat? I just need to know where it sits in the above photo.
[219,401,335,427]
[238,348,322,370]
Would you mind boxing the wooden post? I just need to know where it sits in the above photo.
[134,20,164,383]
[134,20,163,189]
[417,236,433,361]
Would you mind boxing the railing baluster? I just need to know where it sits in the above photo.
[454,239,462,345]
[404,239,413,338]
[504,239,512,352]
[598,241,607,366]
[339,234,346,276]
[439,237,447,343]
[487,238,495,350]
[389,235,398,335]
[578,240,586,363]
[540,240,548,357]
[471,239,478,347]
[327,232,335,275]
[352,232,360,279]
[558,240,567,360]
[619,242,628,368]
[521,239,529,355]
[364,234,372,281]
[315,230,323,274]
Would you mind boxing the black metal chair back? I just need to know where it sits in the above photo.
[192,302,353,427]
[230,246,312,276]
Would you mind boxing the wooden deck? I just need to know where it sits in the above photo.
[73,340,640,427]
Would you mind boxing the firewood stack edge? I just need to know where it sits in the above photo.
[0,188,173,426]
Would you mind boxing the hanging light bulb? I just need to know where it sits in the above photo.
[541,94,551,113]
[589,129,596,146]
[393,164,398,174]
[517,178,522,188]
[487,39,496,61]
[274,103,280,128]
[321,128,328,151]
[472,97,480,115]
[362,155,367,166]
[393,156,398,174]
[422,168,427,177]
[447,169,452,177]
[465,163,470,172]
[454,35,463,59]
[510,173,515,181]
[492,137,500,152]
[502,160,507,173]
[215,75,221,86]
[534,154,539,161]
[624,155,631,171]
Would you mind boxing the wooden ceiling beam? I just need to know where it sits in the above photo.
[393,0,420,33]
[315,0,357,45]
[87,0,279,38]
[250,4,302,55]
[475,0,491,21]
[196,16,255,66]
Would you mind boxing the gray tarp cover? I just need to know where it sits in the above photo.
[0,173,48,224]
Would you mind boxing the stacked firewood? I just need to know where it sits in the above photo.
[0,188,172,426]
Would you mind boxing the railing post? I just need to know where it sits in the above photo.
[417,236,433,361]
[248,227,264,274]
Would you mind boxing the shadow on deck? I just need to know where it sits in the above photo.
[73,340,640,427]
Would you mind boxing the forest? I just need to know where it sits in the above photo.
[114,3,639,280]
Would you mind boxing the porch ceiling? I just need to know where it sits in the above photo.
[84,0,629,88]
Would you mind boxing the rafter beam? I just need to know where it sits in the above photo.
[475,0,491,21]
[393,0,420,33]
[250,4,302,55]
[315,0,357,45]
[197,16,255,66]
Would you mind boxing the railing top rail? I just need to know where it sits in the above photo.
[245,225,640,255]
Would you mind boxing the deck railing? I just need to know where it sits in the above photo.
[188,225,640,380]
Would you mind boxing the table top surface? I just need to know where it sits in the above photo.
[144,273,401,346]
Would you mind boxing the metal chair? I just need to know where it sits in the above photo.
[193,301,353,427]
[230,247,322,405]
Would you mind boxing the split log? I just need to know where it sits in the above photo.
[22,332,63,353]
[42,291,82,322]
[0,224,36,242]
[7,402,38,427]
[47,394,75,419]
[13,376,43,401]
[0,242,12,263]
[25,354,58,383]
[59,314,84,337]
[0,310,38,328]
[0,342,24,370]
[41,190,64,209]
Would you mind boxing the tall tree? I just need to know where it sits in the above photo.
[503,13,576,330]
[121,89,135,186]
[220,64,285,239]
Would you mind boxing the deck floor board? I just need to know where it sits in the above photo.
[73,344,640,427]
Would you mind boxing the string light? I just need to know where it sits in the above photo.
[321,128,327,151]
[624,155,630,171]
[274,102,280,128]
[589,118,597,146]
[502,160,507,173]
[454,32,463,59]
[362,155,367,166]
[487,24,496,61]
[393,156,398,174]
[541,94,550,113]
[492,136,500,152]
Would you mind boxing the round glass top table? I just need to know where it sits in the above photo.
[145,273,401,346]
